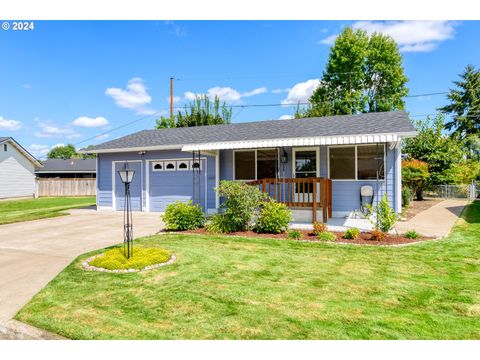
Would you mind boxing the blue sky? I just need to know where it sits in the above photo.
[0,20,479,158]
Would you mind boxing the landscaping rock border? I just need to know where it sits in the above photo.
[82,253,176,273]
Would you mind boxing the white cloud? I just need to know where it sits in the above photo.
[318,34,337,45]
[27,144,50,158]
[0,116,22,131]
[22,84,31,89]
[72,116,109,128]
[272,88,290,94]
[281,79,320,105]
[278,115,294,120]
[35,122,81,139]
[183,86,267,104]
[105,77,154,114]
[319,21,456,52]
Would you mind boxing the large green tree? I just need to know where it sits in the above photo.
[47,144,78,159]
[300,27,408,117]
[156,95,232,129]
[403,114,464,185]
[47,144,95,159]
[438,64,480,159]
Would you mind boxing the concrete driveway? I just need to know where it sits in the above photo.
[0,208,163,324]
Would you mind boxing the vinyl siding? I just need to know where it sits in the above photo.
[0,142,36,199]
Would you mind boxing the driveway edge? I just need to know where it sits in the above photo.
[0,319,65,340]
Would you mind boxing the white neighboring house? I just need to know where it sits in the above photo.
[0,137,42,199]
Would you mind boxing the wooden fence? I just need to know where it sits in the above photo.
[36,178,96,197]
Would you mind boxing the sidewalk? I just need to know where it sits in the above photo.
[395,199,468,238]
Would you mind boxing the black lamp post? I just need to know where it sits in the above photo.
[118,163,135,259]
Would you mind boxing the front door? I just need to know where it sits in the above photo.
[293,148,319,203]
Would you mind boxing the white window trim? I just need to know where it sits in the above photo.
[292,147,320,178]
[327,144,386,181]
[233,148,279,181]
[152,161,164,171]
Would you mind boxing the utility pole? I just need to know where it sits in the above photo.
[170,77,174,120]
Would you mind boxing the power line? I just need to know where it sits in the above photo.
[74,91,452,148]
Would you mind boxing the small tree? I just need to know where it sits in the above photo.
[47,144,78,159]
[156,95,232,129]
[367,194,397,233]
[402,159,430,200]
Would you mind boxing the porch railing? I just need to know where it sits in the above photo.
[246,177,332,223]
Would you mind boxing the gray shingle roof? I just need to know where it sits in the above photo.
[84,111,415,152]
[36,159,96,173]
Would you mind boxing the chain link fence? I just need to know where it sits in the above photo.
[424,183,478,200]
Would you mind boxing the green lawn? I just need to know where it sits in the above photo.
[0,197,96,225]
[16,201,480,339]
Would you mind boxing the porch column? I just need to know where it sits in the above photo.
[394,140,402,213]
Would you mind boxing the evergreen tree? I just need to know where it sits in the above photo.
[439,64,480,158]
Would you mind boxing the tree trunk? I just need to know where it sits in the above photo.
[416,188,424,201]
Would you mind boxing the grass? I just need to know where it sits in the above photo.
[89,247,171,270]
[0,197,96,225]
[15,201,480,339]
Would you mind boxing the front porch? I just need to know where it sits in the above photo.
[247,177,333,223]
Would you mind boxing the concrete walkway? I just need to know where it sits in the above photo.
[395,199,468,238]
[0,208,163,326]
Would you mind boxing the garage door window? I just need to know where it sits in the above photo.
[152,162,163,171]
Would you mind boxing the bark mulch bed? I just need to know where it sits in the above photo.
[182,228,434,246]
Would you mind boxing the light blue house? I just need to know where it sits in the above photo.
[81,111,416,223]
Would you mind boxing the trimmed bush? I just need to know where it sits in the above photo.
[162,201,205,231]
[312,221,328,235]
[370,229,386,241]
[402,187,411,207]
[318,231,336,242]
[255,200,292,234]
[287,229,302,240]
[405,230,419,239]
[89,247,171,270]
[216,180,265,232]
[343,227,360,240]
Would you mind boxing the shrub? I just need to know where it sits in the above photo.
[405,230,419,239]
[318,231,336,242]
[255,200,292,234]
[367,194,398,233]
[162,201,205,231]
[370,229,386,241]
[205,214,231,234]
[216,180,265,232]
[89,247,171,270]
[287,229,302,240]
[312,221,328,235]
[343,227,360,240]
[402,187,411,207]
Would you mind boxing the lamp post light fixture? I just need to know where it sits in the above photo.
[118,162,135,259]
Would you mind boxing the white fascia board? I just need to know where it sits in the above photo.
[78,144,183,154]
